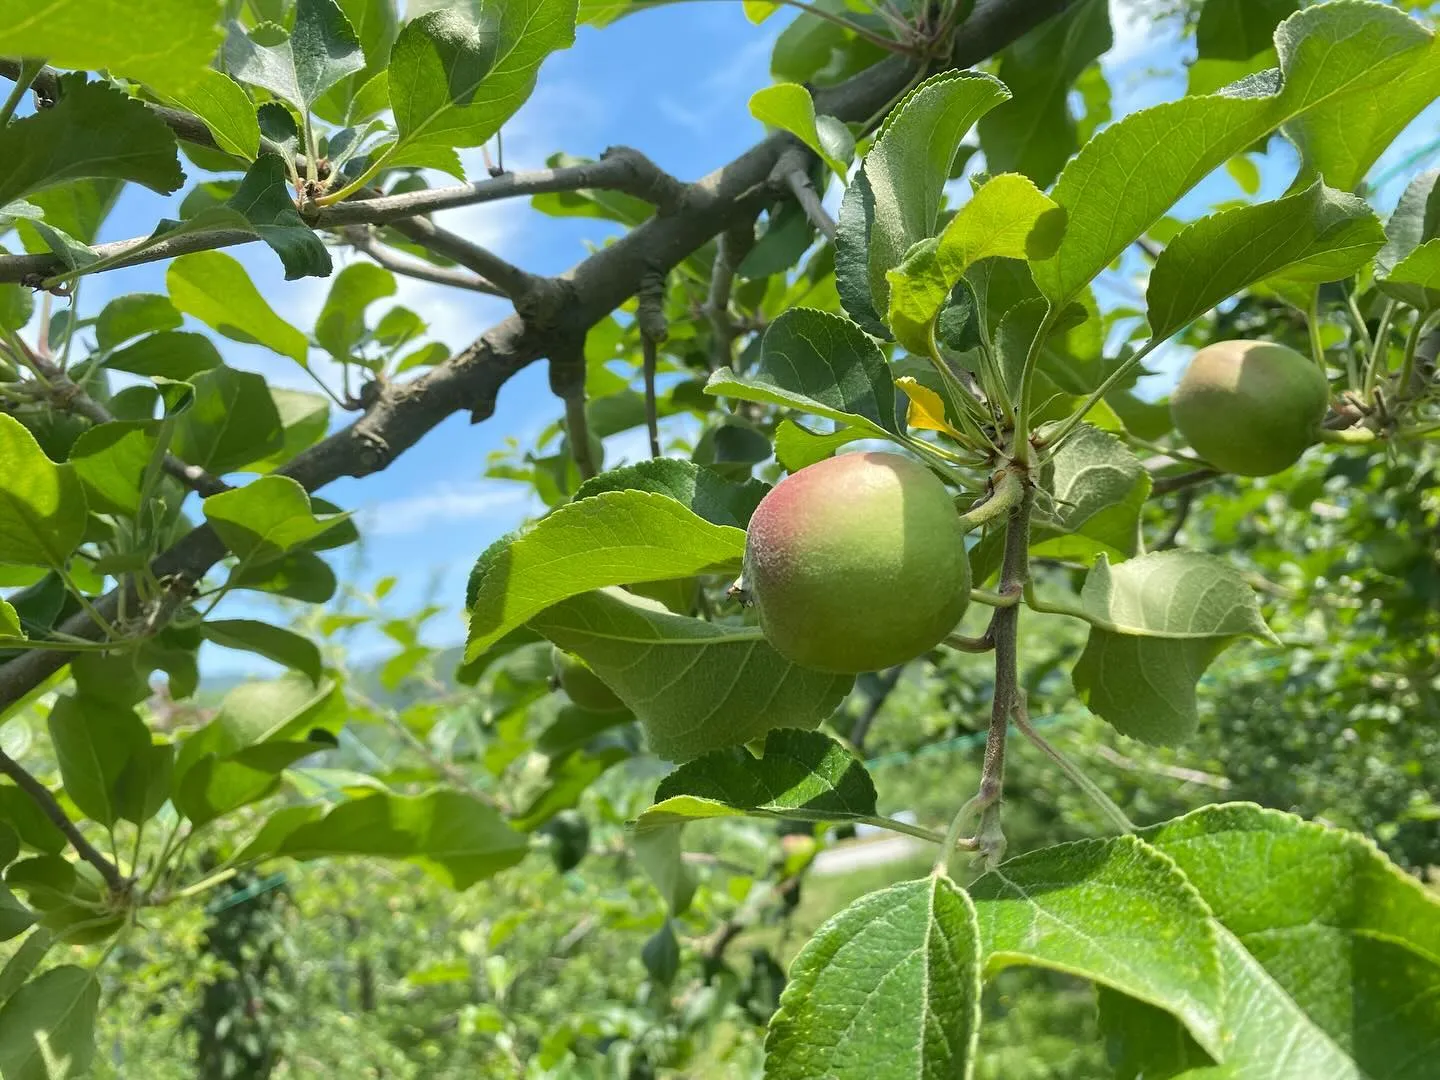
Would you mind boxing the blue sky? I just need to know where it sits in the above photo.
[38,1,1440,673]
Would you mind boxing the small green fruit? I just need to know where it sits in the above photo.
[551,646,626,712]
[1171,340,1330,477]
[744,451,970,674]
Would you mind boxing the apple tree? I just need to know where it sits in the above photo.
[0,0,1439,1076]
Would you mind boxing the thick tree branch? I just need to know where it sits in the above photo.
[0,0,1084,714]
[0,748,127,895]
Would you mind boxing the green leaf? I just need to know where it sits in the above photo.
[174,675,341,825]
[0,965,98,1080]
[386,0,578,175]
[1377,238,1440,313]
[1147,181,1385,339]
[0,788,64,856]
[573,460,767,530]
[0,888,33,943]
[837,71,1010,330]
[314,0,399,123]
[1378,168,1440,275]
[1071,551,1278,744]
[764,875,981,1080]
[200,620,324,683]
[105,332,222,380]
[246,389,331,473]
[970,835,1224,1059]
[0,77,183,211]
[464,490,746,658]
[46,695,150,829]
[275,790,528,888]
[0,602,22,643]
[1285,33,1440,193]
[971,425,1148,584]
[0,414,88,569]
[67,423,155,516]
[162,69,261,160]
[642,919,680,986]
[224,0,365,114]
[530,590,852,762]
[976,0,1112,189]
[203,475,349,565]
[224,155,333,280]
[637,728,876,832]
[95,294,182,351]
[231,550,337,603]
[18,180,121,249]
[1033,0,1435,305]
[630,814,695,914]
[1105,804,1440,1079]
[112,742,174,827]
[0,0,223,96]
[886,174,1063,356]
[773,419,866,472]
[315,262,396,360]
[748,83,853,179]
[704,307,900,436]
[167,251,309,365]
[171,366,286,474]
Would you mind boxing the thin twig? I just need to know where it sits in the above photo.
[0,748,127,894]
[341,227,503,296]
[1156,487,1195,550]
[849,665,903,751]
[1012,694,1135,834]
[637,268,669,458]
[775,148,837,241]
[704,219,756,372]
[384,217,537,301]
[1150,469,1218,497]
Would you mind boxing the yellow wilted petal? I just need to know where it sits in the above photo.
[896,377,964,439]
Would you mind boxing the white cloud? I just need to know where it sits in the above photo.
[360,481,540,537]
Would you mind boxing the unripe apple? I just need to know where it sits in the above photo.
[744,452,970,674]
[551,646,626,712]
[1171,340,1330,477]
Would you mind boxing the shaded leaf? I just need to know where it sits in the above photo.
[1072,551,1278,744]
[705,307,900,436]
[200,620,324,683]
[530,590,852,762]
[171,366,286,474]
[977,0,1112,189]
[0,964,98,1080]
[1147,181,1385,339]
[276,790,528,888]
[573,460,767,530]
[637,728,876,832]
[224,0,365,114]
[0,77,183,212]
[46,695,150,828]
